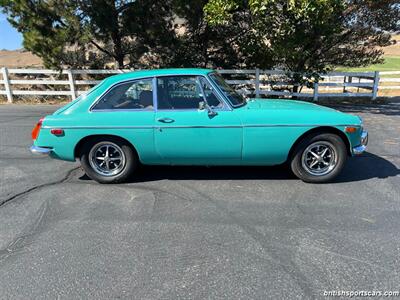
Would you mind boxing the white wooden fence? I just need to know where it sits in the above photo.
[0,67,399,103]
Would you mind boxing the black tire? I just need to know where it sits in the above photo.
[80,136,138,184]
[290,133,347,183]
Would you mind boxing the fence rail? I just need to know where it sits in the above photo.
[0,67,399,103]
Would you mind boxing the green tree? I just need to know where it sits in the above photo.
[1,0,398,73]
[0,0,177,69]
[0,0,269,69]
[170,0,256,68]
[78,0,177,68]
[0,0,82,68]
[205,0,399,88]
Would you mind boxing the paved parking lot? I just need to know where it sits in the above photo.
[0,103,399,299]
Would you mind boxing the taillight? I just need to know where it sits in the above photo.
[50,128,64,136]
[31,118,44,140]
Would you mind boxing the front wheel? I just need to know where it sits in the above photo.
[80,137,138,184]
[290,133,347,183]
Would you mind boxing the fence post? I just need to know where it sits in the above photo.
[343,76,348,93]
[255,68,260,98]
[1,67,13,103]
[346,76,352,93]
[67,69,77,100]
[313,82,319,102]
[372,71,379,101]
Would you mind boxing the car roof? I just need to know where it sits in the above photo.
[104,68,214,84]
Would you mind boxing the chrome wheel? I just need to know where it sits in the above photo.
[89,142,126,177]
[301,141,337,176]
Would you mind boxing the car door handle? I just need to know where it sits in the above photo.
[157,117,175,123]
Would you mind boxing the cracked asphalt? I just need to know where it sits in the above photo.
[0,103,399,299]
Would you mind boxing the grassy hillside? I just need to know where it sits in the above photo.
[338,35,400,72]
[337,56,400,72]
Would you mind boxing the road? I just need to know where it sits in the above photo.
[0,104,399,299]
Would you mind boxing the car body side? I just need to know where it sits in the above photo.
[33,69,363,166]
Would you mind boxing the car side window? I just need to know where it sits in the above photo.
[199,77,223,109]
[92,79,154,110]
[157,76,222,110]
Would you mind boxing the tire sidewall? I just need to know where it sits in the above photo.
[80,137,137,184]
[291,133,347,183]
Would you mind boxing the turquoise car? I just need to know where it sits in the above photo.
[30,68,368,183]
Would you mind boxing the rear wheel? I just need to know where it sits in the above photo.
[290,133,347,183]
[80,137,137,183]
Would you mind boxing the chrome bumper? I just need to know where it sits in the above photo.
[353,130,368,155]
[30,145,52,155]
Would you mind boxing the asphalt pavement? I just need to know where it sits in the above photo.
[0,103,399,299]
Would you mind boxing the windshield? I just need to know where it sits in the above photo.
[208,73,246,107]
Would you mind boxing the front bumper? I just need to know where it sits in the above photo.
[30,145,52,155]
[353,130,368,155]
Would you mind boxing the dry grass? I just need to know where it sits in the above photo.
[384,35,400,57]
[0,49,43,68]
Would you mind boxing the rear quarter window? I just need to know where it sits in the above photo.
[92,79,154,111]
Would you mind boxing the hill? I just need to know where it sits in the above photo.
[384,34,400,57]
[0,49,43,68]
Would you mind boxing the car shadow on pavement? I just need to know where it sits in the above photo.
[334,152,399,183]
[78,152,399,184]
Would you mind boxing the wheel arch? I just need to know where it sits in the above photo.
[74,134,140,161]
[287,126,351,162]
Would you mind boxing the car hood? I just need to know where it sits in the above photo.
[237,98,361,126]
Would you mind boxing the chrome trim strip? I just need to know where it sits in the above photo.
[88,109,155,113]
[157,125,242,129]
[42,125,154,130]
[352,130,368,155]
[207,72,234,110]
[153,107,228,112]
[42,124,360,130]
[208,72,245,109]
[152,77,158,112]
[202,74,232,111]
[42,125,241,129]
[30,145,52,155]
[361,130,368,145]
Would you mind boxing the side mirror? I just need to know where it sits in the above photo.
[198,101,218,117]
[207,106,218,117]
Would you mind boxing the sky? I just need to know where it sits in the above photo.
[0,12,23,50]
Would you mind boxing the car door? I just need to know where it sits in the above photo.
[154,75,242,165]
[89,78,157,164]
